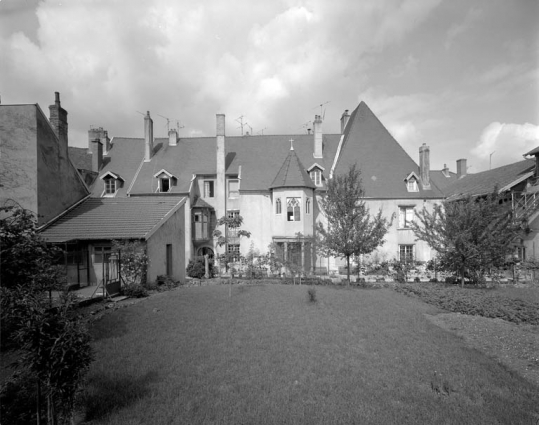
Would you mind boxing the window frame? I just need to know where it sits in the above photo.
[306,197,311,214]
[399,244,414,263]
[310,169,322,186]
[159,177,171,193]
[287,197,301,222]
[228,179,240,199]
[227,243,240,261]
[104,178,116,195]
[276,198,282,214]
[204,180,215,198]
[406,178,419,192]
[398,206,415,229]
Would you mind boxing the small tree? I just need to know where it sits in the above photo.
[411,191,522,285]
[112,240,149,287]
[317,165,393,284]
[0,204,93,424]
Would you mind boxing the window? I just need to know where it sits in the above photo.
[276,198,282,214]
[193,211,209,240]
[516,246,526,261]
[310,169,322,186]
[398,206,415,228]
[306,197,311,214]
[407,178,419,192]
[399,245,414,263]
[104,178,116,195]
[159,178,170,193]
[287,197,301,221]
[227,244,240,261]
[227,210,240,237]
[204,181,214,198]
[94,246,111,263]
[228,180,239,199]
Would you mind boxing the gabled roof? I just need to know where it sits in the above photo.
[192,197,214,209]
[153,169,176,179]
[269,147,316,189]
[40,197,185,243]
[331,102,444,199]
[524,146,539,157]
[443,159,535,199]
[100,171,124,181]
[127,133,340,194]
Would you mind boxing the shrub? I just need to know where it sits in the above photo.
[123,283,148,298]
[414,277,421,283]
[186,259,216,279]
[307,288,317,303]
[155,275,180,289]
[429,277,439,283]
[445,276,458,285]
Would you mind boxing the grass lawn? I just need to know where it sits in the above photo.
[82,284,539,424]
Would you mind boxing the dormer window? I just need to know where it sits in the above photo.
[99,171,124,197]
[153,169,176,193]
[404,172,420,192]
[307,164,325,187]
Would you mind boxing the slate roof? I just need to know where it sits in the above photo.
[269,147,316,189]
[68,147,92,171]
[430,170,458,191]
[333,102,444,199]
[126,133,340,194]
[40,197,185,243]
[90,137,146,197]
[443,159,535,199]
[524,146,539,156]
[90,100,444,200]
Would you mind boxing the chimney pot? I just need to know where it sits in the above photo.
[313,115,323,158]
[169,128,178,147]
[144,112,154,161]
[49,91,68,159]
[340,109,350,133]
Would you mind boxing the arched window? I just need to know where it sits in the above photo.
[276,198,282,214]
[287,197,300,221]
[306,197,311,214]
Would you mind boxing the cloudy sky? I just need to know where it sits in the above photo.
[1,0,538,173]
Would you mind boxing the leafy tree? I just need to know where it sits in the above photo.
[317,165,393,284]
[0,204,93,424]
[112,240,149,287]
[411,191,523,285]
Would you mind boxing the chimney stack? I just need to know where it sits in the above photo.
[457,158,467,179]
[48,92,68,158]
[91,139,103,172]
[144,111,154,161]
[442,163,450,177]
[102,130,111,155]
[419,143,431,190]
[216,114,226,250]
[169,128,178,147]
[340,109,350,133]
[313,114,323,158]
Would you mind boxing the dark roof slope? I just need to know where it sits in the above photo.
[524,146,539,156]
[270,147,316,189]
[333,102,444,199]
[40,197,185,242]
[443,159,535,199]
[90,137,146,197]
[68,147,92,171]
[128,133,341,194]
[430,170,457,191]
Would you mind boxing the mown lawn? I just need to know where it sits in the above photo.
[81,284,539,424]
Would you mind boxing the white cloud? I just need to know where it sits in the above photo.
[445,6,482,49]
[472,122,539,169]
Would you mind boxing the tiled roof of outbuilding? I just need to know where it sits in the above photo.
[270,147,316,189]
[443,159,535,199]
[430,170,458,191]
[40,197,185,243]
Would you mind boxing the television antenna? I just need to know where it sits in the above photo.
[245,123,253,135]
[157,114,170,132]
[300,120,313,133]
[175,120,185,133]
[257,127,268,135]
[236,115,245,136]
[313,101,330,120]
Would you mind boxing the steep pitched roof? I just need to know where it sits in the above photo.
[40,197,185,243]
[127,133,341,194]
[332,102,444,199]
[269,147,316,189]
[68,147,92,171]
[524,146,539,156]
[443,159,535,199]
[89,137,146,197]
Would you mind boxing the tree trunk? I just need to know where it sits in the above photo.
[36,379,41,425]
[346,255,351,285]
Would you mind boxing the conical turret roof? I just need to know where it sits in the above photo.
[269,144,316,189]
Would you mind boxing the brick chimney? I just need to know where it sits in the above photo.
[216,114,226,251]
[313,114,323,158]
[144,111,154,161]
[102,130,111,154]
[340,109,350,133]
[169,128,178,147]
[457,158,467,179]
[48,92,68,158]
[419,143,431,190]
[91,139,103,172]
